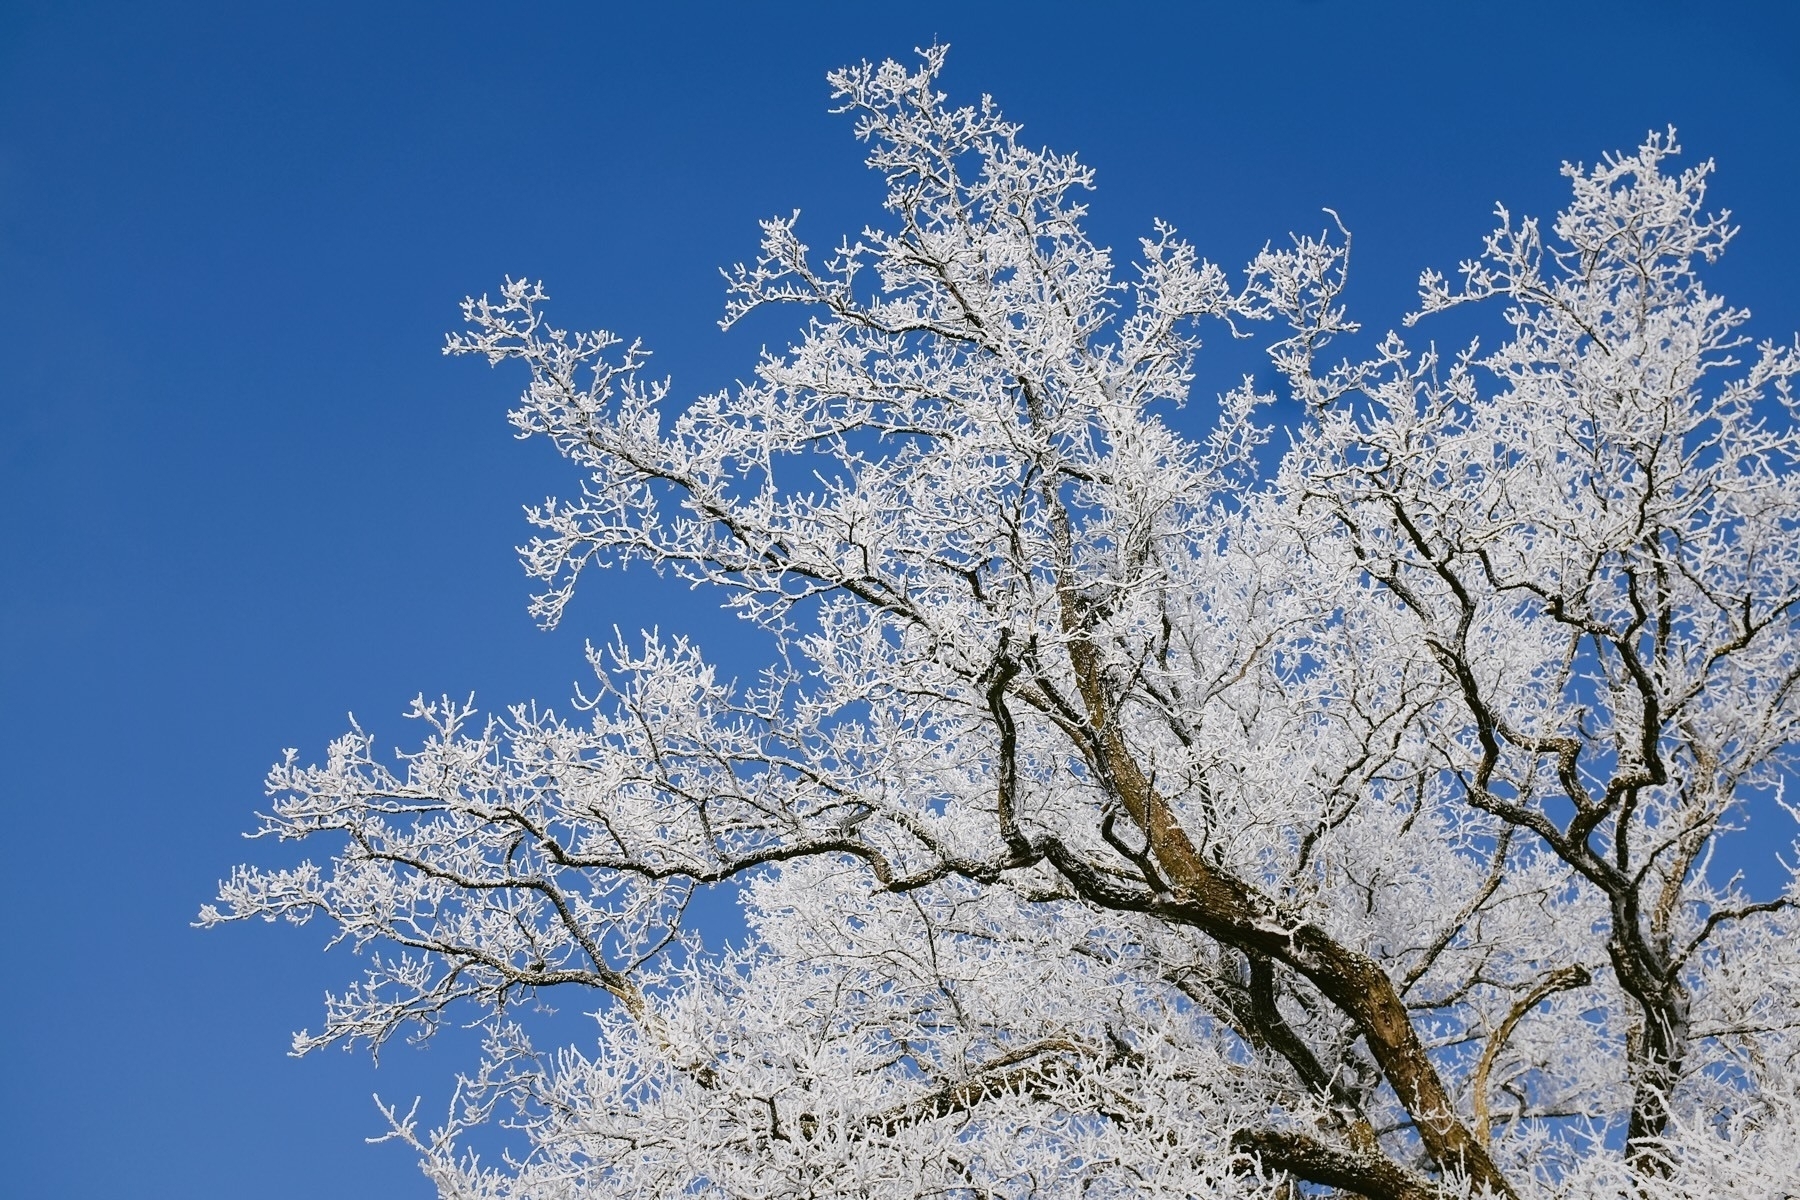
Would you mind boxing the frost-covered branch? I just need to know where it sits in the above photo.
[213,48,1800,1200]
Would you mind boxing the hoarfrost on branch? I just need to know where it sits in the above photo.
[206,49,1800,1199]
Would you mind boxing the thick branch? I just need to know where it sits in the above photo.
[1054,590,1516,1198]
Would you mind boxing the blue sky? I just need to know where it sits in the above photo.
[2,2,1797,1195]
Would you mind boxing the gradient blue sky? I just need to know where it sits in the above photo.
[3,2,1797,1196]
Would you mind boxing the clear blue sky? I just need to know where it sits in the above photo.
[2,2,1796,1195]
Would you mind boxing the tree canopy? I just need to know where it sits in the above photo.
[206,49,1800,1198]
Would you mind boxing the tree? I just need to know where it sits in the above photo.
[204,49,1800,1199]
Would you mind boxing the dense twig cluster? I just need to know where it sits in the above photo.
[207,49,1800,1199]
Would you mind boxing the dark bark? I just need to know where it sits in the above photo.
[1055,609,1518,1200]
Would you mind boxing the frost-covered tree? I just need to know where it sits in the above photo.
[205,49,1800,1199]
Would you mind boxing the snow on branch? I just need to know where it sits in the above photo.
[213,48,1800,1200]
